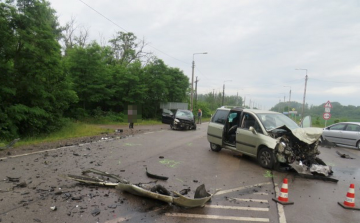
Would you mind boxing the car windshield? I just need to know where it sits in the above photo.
[256,113,299,131]
[176,110,194,118]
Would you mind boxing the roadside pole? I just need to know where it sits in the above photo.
[323,101,332,127]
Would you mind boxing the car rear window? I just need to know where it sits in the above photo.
[211,110,229,125]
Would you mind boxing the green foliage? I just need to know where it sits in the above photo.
[0,0,77,139]
[0,2,191,140]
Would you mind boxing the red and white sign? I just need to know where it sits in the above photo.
[323,113,331,120]
[324,101,332,108]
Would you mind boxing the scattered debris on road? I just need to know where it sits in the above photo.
[145,167,169,180]
[65,168,219,208]
[336,151,355,159]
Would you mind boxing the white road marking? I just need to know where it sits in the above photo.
[254,192,269,195]
[0,146,76,160]
[215,182,272,195]
[144,131,154,134]
[205,204,269,211]
[165,213,270,222]
[227,198,269,203]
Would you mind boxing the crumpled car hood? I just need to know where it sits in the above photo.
[274,125,322,145]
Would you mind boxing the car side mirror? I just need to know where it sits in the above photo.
[249,126,257,135]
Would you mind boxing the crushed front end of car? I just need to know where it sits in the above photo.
[173,118,196,130]
[270,126,334,178]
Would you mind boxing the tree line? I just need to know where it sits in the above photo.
[0,0,189,139]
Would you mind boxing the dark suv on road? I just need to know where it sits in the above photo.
[162,109,196,130]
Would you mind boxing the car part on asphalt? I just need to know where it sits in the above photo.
[145,167,169,180]
[336,151,355,159]
[65,168,220,208]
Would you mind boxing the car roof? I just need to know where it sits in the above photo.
[332,122,360,125]
[222,107,281,115]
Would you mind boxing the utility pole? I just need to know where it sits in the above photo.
[302,74,308,119]
[190,52,207,111]
[236,92,238,106]
[222,84,225,106]
[296,68,308,120]
[195,76,199,102]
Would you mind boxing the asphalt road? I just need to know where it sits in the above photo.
[0,123,359,223]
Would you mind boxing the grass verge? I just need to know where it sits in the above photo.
[5,122,112,148]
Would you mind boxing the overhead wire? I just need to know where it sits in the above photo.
[78,0,190,65]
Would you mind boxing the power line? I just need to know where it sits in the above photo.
[77,0,189,65]
[310,78,360,84]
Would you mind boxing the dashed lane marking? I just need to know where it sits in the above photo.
[165,213,270,222]
[205,204,269,211]
[215,182,272,196]
[227,198,269,203]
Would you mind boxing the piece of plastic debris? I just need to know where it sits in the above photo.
[50,206,57,211]
[145,167,168,180]
[91,208,101,216]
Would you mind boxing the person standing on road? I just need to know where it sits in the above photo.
[197,108,202,124]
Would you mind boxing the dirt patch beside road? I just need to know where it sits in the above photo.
[0,124,168,158]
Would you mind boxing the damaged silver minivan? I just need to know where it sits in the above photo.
[207,107,328,173]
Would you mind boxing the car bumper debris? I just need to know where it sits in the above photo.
[65,168,219,208]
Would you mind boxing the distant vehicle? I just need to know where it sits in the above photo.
[322,122,360,149]
[162,109,196,130]
[207,107,324,169]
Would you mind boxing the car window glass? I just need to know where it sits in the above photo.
[345,124,360,132]
[256,113,299,131]
[329,124,346,130]
[176,110,193,118]
[211,110,229,125]
[228,112,238,122]
[241,113,256,129]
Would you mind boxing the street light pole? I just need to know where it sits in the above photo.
[222,80,232,106]
[296,69,308,120]
[190,52,207,111]
[284,85,291,114]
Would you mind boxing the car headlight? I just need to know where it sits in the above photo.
[277,142,286,153]
[174,118,180,123]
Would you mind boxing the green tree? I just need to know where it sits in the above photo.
[65,42,112,116]
[0,0,77,138]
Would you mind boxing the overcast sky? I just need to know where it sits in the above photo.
[49,0,360,110]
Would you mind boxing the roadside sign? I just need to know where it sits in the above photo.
[323,113,331,120]
[324,107,331,113]
[324,101,332,108]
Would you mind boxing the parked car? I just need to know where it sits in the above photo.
[207,107,324,169]
[162,109,196,130]
[321,122,360,149]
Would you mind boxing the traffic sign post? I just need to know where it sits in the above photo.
[323,101,332,127]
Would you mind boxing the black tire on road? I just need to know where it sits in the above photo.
[258,147,275,169]
[210,143,222,152]
[170,123,174,130]
[357,140,360,149]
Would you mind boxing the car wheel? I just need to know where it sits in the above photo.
[170,123,174,130]
[193,124,197,130]
[357,140,360,149]
[210,143,222,152]
[258,147,275,169]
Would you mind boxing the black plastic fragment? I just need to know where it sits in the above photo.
[145,167,168,180]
